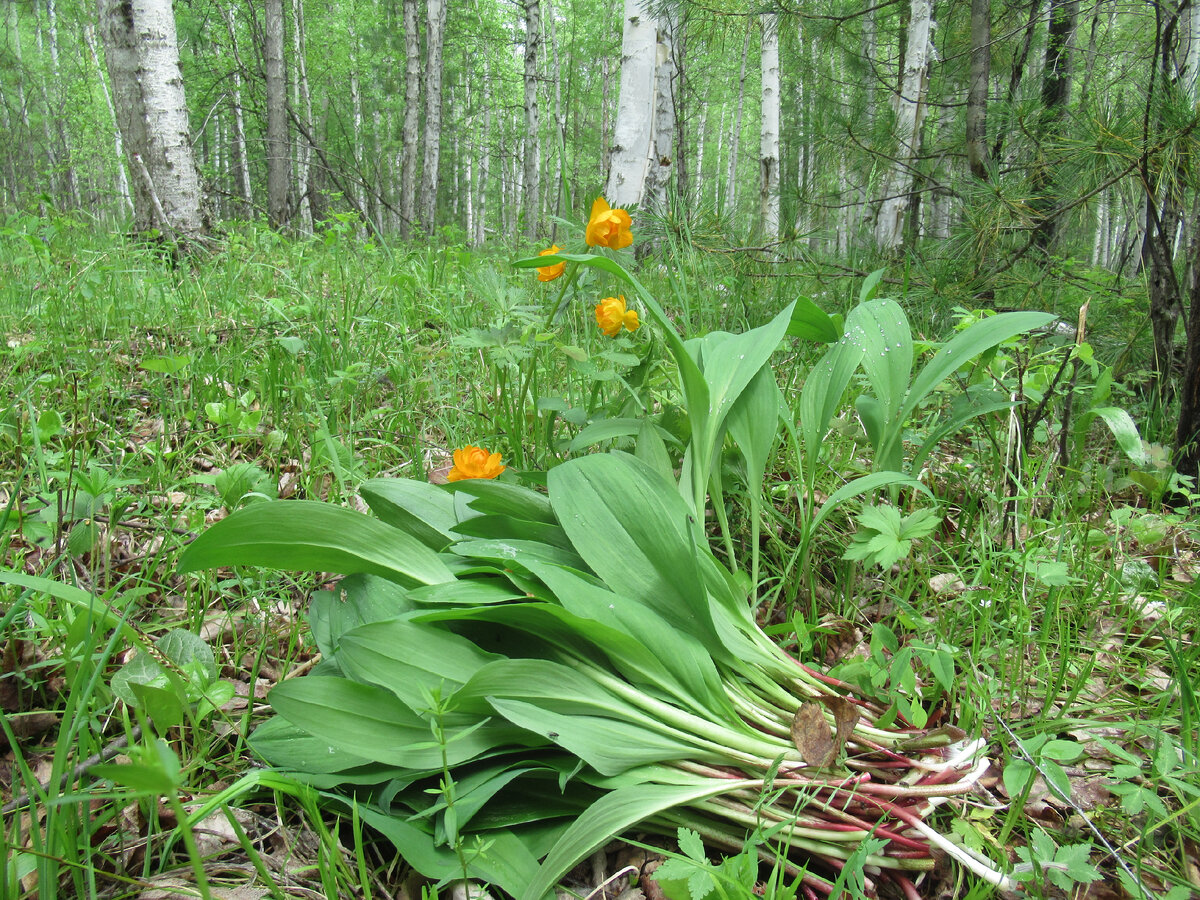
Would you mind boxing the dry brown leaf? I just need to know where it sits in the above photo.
[790,698,858,768]
[929,572,966,596]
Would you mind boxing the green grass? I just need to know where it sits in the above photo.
[1,210,1198,899]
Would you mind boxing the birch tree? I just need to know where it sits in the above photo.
[874,0,933,252]
[522,0,541,239]
[605,0,657,208]
[419,0,447,233]
[97,0,206,240]
[400,0,421,239]
[265,0,289,228]
[759,13,780,241]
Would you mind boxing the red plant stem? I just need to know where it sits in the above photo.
[893,874,923,900]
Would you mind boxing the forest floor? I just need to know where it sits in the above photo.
[1,217,1199,899]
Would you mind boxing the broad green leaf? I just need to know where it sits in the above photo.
[406,579,526,606]
[0,568,125,634]
[249,716,379,775]
[910,389,1015,473]
[568,417,647,452]
[519,780,755,900]
[451,514,573,550]
[859,268,886,303]
[635,417,676,485]
[549,454,717,648]
[786,296,841,342]
[519,559,737,720]
[845,299,912,427]
[336,618,502,711]
[360,478,459,550]
[450,479,556,524]
[799,334,866,470]
[268,677,529,768]
[451,538,587,572]
[901,311,1056,423]
[308,573,413,659]
[726,366,784,494]
[360,805,551,900]
[1079,407,1146,465]
[177,500,455,586]
[488,698,705,776]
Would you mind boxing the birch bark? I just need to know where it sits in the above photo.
[605,0,657,208]
[758,13,780,242]
[419,0,447,233]
[401,0,420,239]
[522,0,541,239]
[874,0,932,252]
[98,0,206,239]
[265,0,289,227]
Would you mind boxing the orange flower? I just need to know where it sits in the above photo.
[447,445,506,482]
[537,244,566,282]
[585,197,633,249]
[594,295,640,337]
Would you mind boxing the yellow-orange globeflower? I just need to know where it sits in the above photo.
[595,296,640,337]
[447,445,506,482]
[537,244,566,282]
[585,197,633,249]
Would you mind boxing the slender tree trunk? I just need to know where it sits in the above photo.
[674,9,689,207]
[44,0,79,208]
[292,0,314,232]
[97,0,206,240]
[643,11,676,216]
[400,0,421,239]
[758,13,780,242]
[546,0,566,227]
[600,55,613,180]
[419,0,446,233]
[724,20,752,219]
[264,0,289,227]
[221,9,254,217]
[966,0,991,180]
[606,0,657,208]
[522,0,541,239]
[1032,0,1079,249]
[874,0,932,252]
[475,57,490,247]
[84,23,133,216]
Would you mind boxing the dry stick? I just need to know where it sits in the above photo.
[1,726,140,816]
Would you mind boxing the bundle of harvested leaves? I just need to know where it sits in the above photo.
[179,452,1007,899]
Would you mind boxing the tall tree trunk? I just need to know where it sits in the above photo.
[221,8,253,218]
[522,0,541,239]
[758,13,780,242]
[45,0,80,208]
[265,0,289,227]
[400,0,421,239]
[475,56,490,247]
[605,0,657,208]
[600,55,612,180]
[966,0,991,180]
[97,0,206,240]
[292,0,314,232]
[874,0,932,252]
[673,9,689,207]
[84,22,133,216]
[1032,0,1079,249]
[724,20,752,219]
[546,0,566,228]
[418,0,446,233]
[643,10,677,216]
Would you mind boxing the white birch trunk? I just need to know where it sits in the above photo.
[874,0,932,251]
[400,0,420,238]
[419,0,446,233]
[642,13,676,216]
[724,21,752,219]
[98,0,205,239]
[292,0,313,233]
[221,8,253,217]
[84,22,133,215]
[546,0,565,225]
[758,13,780,241]
[265,0,288,227]
[522,0,541,239]
[605,0,657,208]
[475,57,490,247]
